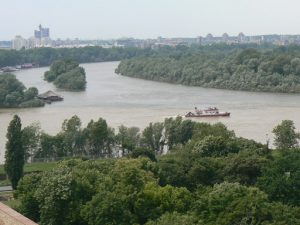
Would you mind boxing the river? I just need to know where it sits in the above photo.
[0,61,300,163]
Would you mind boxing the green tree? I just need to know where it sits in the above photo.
[23,87,38,101]
[15,174,42,222]
[21,123,41,161]
[0,74,42,108]
[272,120,299,149]
[258,149,300,206]
[223,150,267,186]
[45,59,86,91]
[157,152,193,187]
[116,125,140,154]
[37,133,65,159]
[192,135,228,157]
[81,158,156,225]
[142,122,164,153]
[4,115,24,189]
[131,147,156,161]
[34,160,102,225]
[61,115,86,156]
[145,212,198,225]
[187,157,224,188]
[85,118,109,157]
[193,182,270,225]
[135,182,192,224]
[192,122,235,141]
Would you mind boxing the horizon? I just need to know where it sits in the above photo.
[3,32,300,42]
[2,0,300,40]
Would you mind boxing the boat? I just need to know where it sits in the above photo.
[185,107,230,118]
[1,66,18,72]
[21,63,33,69]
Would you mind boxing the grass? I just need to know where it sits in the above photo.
[0,161,58,174]
[0,161,58,186]
[0,162,59,208]
[0,192,19,209]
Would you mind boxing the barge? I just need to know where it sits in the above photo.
[185,107,230,118]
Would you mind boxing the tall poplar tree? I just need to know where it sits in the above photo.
[4,115,24,189]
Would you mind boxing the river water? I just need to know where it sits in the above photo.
[0,61,300,162]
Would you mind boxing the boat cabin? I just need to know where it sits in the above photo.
[37,90,63,102]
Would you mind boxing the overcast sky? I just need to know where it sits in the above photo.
[1,0,299,40]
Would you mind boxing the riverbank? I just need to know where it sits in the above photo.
[116,46,300,93]
[1,61,300,163]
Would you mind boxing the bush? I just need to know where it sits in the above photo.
[19,99,45,108]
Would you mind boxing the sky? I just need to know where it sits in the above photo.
[1,0,300,40]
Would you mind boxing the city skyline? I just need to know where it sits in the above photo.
[1,0,300,40]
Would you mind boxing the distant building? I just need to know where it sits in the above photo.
[206,33,213,39]
[0,41,12,49]
[238,32,246,42]
[34,24,50,39]
[222,33,229,42]
[12,35,27,50]
[197,36,203,44]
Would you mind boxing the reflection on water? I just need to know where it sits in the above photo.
[0,61,300,162]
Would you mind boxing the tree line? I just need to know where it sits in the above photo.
[15,116,200,160]
[0,46,152,67]
[116,45,300,93]
[0,43,273,68]
[4,114,300,224]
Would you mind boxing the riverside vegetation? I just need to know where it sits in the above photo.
[4,114,300,225]
[44,59,86,90]
[116,44,300,93]
[0,46,151,67]
[0,73,44,108]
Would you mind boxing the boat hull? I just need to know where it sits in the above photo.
[185,112,230,118]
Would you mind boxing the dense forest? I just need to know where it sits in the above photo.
[0,73,44,108]
[116,44,300,93]
[7,115,300,224]
[0,46,151,67]
[44,59,86,90]
[0,44,272,68]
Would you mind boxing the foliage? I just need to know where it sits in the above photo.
[272,119,300,149]
[33,116,115,159]
[0,73,43,108]
[4,115,24,189]
[223,150,268,185]
[81,158,156,225]
[187,157,224,188]
[258,149,300,206]
[145,212,198,225]
[116,45,300,93]
[192,135,228,157]
[13,117,300,224]
[192,122,235,141]
[15,174,42,221]
[131,147,156,162]
[141,122,164,153]
[134,182,192,224]
[21,123,41,161]
[0,46,151,67]
[116,125,140,154]
[18,99,45,108]
[84,118,112,156]
[44,59,86,91]
[193,182,271,225]
[157,151,194,188]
